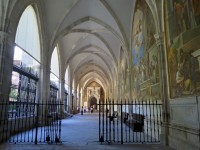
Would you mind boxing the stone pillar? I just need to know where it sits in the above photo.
[154,33,170,145]
[69,81,74,114]
[40,63,50,103]
[0,32,14,99]
[78,88,81,109]
[0,30,14,128]
[0,1,15,138]
[0,1,14,97]
[60,77,65,117]
[39,63,50,125]
[73,81,77,114]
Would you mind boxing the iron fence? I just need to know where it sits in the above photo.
[98,99,162,144]
[0,99,63,144]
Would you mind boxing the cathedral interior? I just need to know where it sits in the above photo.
[0,0,200,150]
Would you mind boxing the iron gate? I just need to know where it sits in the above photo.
[98,99,162,144]
[0,100,63,144]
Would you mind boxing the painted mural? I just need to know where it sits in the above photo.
[166,0,200,98]
[120,47,129,99]
[131,0,160,99]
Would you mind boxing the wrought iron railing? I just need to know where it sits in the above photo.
[98,99,162,144]
[0,99,63,144]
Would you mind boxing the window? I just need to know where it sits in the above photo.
[9,6,40,118]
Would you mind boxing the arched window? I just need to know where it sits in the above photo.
[50,46,60,103]
[9,6,40,118]
[15,6,40,61]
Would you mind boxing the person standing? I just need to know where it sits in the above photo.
[90,106,93,113]
[84,106,86,113]
[81,106,83,115]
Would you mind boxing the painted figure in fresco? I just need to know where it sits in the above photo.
[146,10,155,50]
[141,61,145,82]
[132,19,144,65]
[133,66,140,97]
[149,55,158,84]
[153,55,159,83]
[181,0,200,29]
[190,0,200,25]
[174,1,187,35]
[149,61,153,82]
[147,30,155,49]
[138,20,144,57]
[175,63,185,95]
[184,0,195,28]
[173,0,200,37]
[176,63,194,95]
[168,40,178,88]
[175,49,195,96]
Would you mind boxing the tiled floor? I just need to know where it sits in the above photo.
[0,113,175,150]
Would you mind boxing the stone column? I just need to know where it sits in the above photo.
[60,77,65,117]
[0,30,14,121]
[39,63,50,125]
[0,0,15,138]
[40,63,50,103]
[154,33,170,145]
[69,82,73,114]
[0,1,14,96]
[73,81,77,114]
[78,87,81,109]
[0,32,14,98]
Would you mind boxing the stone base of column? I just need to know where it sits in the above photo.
[160,123,169,146]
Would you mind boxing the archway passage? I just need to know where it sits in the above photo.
[89,96,97,110]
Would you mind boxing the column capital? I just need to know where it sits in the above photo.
[154,32,164,46]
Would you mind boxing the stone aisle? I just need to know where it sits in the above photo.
[0,112,174,150]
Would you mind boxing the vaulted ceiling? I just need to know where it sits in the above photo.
[42,0,134,91]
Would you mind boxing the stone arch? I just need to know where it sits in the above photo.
[8,1,46,66]
[8,1,49,102]
[88,96,98,110]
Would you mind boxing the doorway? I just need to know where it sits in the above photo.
[88,96,97,110]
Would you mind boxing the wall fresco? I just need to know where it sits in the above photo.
[120,47,128,99]
[166,0,200,98]
[131,0,160,99]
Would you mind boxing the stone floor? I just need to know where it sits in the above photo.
[0,112,175,150]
